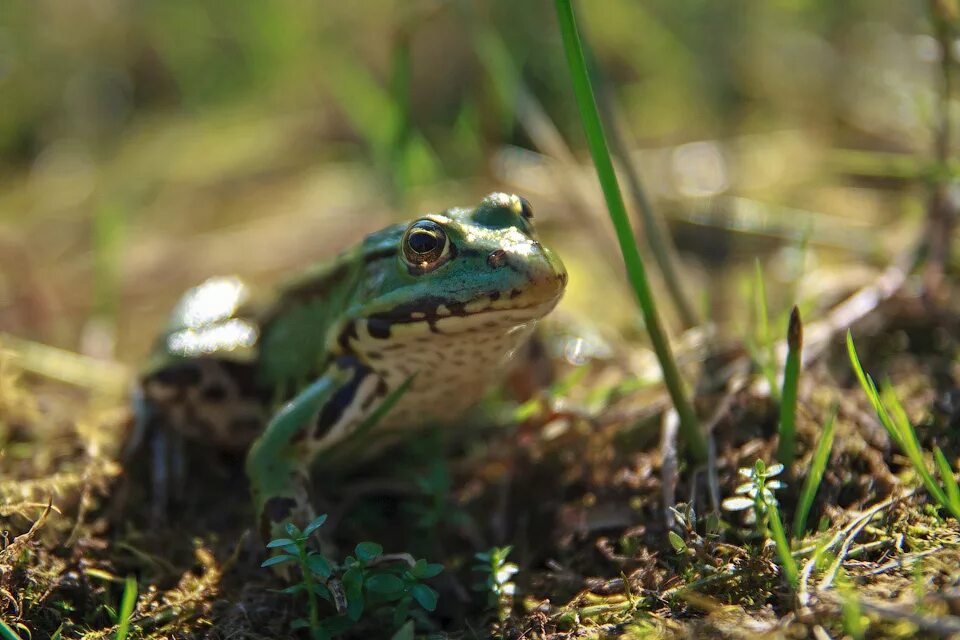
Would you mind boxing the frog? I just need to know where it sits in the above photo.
[132,192,568,542]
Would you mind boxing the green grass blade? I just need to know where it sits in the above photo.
[847,332,960,520]
[792,404,837,540]
[115,575,138,640]
[553,0,706,462]
[881,384,954,514]
[776,306,802,468]
[934,447,960,512]
[0,621,24,640]
[846,332,901,446]
[764,495,798,589]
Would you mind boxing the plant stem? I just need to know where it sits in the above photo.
[553,0,706,462]
[299,541,321,635]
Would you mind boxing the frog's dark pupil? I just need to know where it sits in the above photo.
[409,230,438,254]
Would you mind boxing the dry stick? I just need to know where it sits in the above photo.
[797,490,914,607]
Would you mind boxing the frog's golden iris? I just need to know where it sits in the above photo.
[401,219,448,271]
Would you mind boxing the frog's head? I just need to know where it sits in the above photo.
[357,193,567,339]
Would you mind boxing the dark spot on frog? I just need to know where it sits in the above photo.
[202,384,228,402]
[510,289,522,299]
[367,317,392,339]
[489,291,501,302]
[151,363,202,387]
[261,496,298,538]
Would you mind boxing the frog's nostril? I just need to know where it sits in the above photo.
[487,249,507,269]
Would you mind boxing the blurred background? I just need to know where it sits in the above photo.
[0,0,943,365]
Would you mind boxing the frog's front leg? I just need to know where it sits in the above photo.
[246,358,380,542]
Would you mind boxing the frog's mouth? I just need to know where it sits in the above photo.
[359,267,563,337]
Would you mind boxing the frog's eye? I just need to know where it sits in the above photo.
[401,219,449,272]
[518,196,534,220]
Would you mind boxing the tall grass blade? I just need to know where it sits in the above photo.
[777,307,802,467]
[847,332,960,520]
[553,0,706,462]
[934,447,960,512]
[0,621,24,640]
[115,574,137,640]
[792,404,837,540]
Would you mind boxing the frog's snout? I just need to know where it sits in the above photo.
[487,241,567,306]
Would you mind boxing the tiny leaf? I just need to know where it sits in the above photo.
[355,541,383,562]
[365,572,405,595]
[391,621,415,640]
[411,583,438,611]
[304,514,329,536]
[667,531,687,553]
[307,553,333,578]
[413,560,444,579]
[261,555,297,568]
[280,584,306,595]
[266,538,297,549]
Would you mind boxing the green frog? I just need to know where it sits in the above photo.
[134,192,567,540]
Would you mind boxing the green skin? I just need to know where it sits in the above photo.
[137,193,567,541]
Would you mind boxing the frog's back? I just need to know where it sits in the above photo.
[137,234,389,450]
[138,276,272,449]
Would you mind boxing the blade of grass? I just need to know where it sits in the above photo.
[881,383,955,514]
[776,306,802,467]
[933,447,960,512]
[847,331,960,520]
[792,404,837,540]
[763,492,798,589]
[553,0,706,462]
[115,574,138,640]
[0,621,24,640]
[846,332,901,447]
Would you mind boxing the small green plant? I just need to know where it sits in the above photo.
[847,332,960,520]
[473,546,519,624]
[792,404,837,540]
[723,460,797,589]
[264,515,443,639]
[722,460,785,522]
[776,306,802,468]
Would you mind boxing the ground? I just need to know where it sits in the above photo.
[2,278,959,639]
